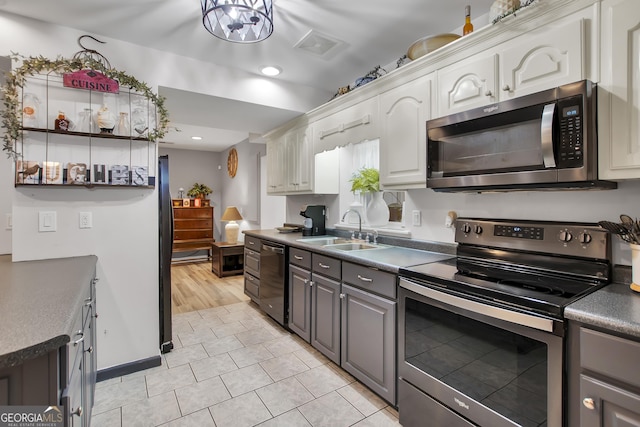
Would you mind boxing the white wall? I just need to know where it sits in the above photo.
[220,141,266,241]
[259,155,286,230]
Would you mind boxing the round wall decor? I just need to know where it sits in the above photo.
[227,148,238,178]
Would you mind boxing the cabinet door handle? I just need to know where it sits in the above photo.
[502,84,511,92]
[86,346,94,353]
[294,255,304,260]
[339,293,345,299]
[357,274,373,282]
[485,90,493,97]
[92,278,99,284]
[318,263,330,269]
[309,281,314,287]
[72,407,83,417]
[249,241,255,245]
[582,397,595,410]
[247,276,254,281]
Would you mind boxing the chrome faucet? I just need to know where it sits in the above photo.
[341,209,362,240]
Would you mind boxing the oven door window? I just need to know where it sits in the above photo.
[428,104,547,177]
[405,296,548,427]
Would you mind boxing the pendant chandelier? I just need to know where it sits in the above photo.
[201,0,274,43]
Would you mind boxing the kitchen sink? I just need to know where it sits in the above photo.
[296,237,352,246]
[323,242,382,251]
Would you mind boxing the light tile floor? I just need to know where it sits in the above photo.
[91,301,401,427]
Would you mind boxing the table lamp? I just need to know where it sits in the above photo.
[221,206,243,244]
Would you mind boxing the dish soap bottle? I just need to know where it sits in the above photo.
[463,5,474,35]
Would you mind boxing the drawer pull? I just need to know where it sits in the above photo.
[72,407,83,417]
[86,346,94,353]
[357,274,373,282]
[582,397,595,410]
[248,241,255,245]
[294,255,304,260]
[318,263,331,269]
[247,276,254,281]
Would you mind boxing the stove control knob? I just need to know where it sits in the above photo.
[474,225,483,235]
[461,224,472,234]
[559,230,573,242]
[578,232,593,244]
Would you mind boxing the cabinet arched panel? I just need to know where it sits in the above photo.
[501,18,584,99]
[438,55,497,116]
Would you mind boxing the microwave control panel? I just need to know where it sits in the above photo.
[557,96,583,168]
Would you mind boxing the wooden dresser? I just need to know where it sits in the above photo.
[172,206,214,260]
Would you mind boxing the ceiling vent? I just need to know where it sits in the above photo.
[293,29,345,58]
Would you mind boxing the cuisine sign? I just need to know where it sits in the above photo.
[63,69,119,93]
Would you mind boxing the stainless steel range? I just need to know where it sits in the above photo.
[398,218,611,427]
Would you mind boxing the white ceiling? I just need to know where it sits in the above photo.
[0,0,495,151]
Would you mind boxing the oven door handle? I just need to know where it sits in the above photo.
[399,278,555,333]
[541,103,557,169]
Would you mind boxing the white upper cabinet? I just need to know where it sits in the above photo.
[598,0,640,179]
[313,96,379,154]
[437,54,498,116]
[380,72,434,189]
[285,125,313,193]
[266,135,286,194]
[437,12,586,117]
[499,18,584,100]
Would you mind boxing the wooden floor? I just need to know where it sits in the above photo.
[171,261,249,314]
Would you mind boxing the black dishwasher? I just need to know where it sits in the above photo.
[259,241,288,326]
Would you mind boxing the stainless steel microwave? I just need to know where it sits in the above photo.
[426,80,616,192]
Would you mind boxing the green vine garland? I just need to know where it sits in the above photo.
[1,53,170,158]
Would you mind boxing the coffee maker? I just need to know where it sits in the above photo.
[300,205,326,236]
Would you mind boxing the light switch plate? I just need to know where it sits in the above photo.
[5,213,11,230]
[38,211,57,232]
[412,210,421,227]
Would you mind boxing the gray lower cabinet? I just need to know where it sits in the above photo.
[310,273,341,364]
[289,264,312,341]
[288,249,341,364]
[0,274,96,427]
[244,236,261,303]
[341,283,396,404]
[568,322,640,426]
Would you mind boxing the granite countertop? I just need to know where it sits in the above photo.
[565,282,640,340]
[0,254,98,368]
[243,229,455,273]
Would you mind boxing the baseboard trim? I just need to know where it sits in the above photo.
[96,355,162,382]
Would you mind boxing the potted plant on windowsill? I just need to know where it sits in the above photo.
[187,182,212,206]
[349,168,389,227]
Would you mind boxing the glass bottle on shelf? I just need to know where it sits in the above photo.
[77,108,93,133]
[22,93,41,128]
[117,112,130,136]
[463,5,474,35]
[54,111,70,131]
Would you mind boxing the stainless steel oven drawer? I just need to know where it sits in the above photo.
[399,379,475,427]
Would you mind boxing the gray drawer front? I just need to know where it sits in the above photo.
[342,262,396,299]
[580,327,640,387]
[399,379,474,427]
[244,236,261,251]
[312,254,341,280]
[290,247,312,269]
[244,248,260,277]
[244,273,260,302]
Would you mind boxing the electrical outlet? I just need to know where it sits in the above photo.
[79,212,93,229]
[412,210,421,227]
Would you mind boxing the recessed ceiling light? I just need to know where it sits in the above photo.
[260,66,282,76]
[191,136,202,140]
